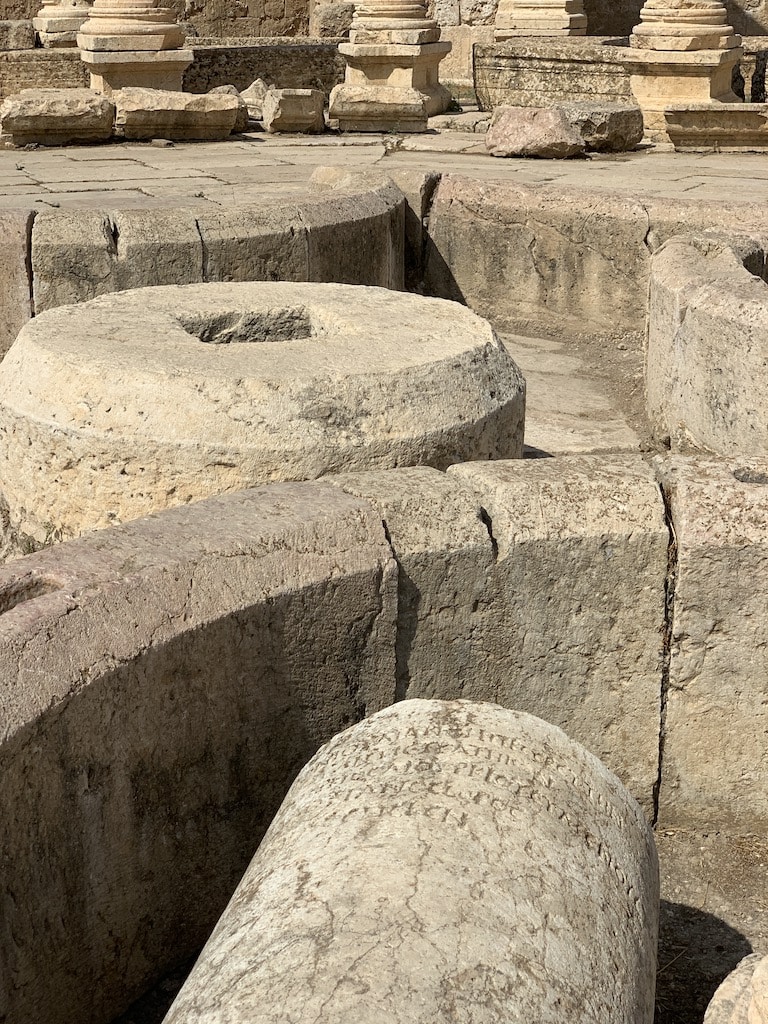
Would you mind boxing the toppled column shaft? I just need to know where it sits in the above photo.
[165,699,659,1024]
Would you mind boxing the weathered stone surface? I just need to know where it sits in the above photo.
[165,700,659,1024]
[239,76,268,118]
[331,457,667,816]
[195,203,309,283]
[208,83,249,131]
[474,38,633,111]
[309,0,354,35]
[655,455,768,831]
[30,208,205,314]
[664,101,768,150]
[423,175,650,332]
[647,234,768,455]
[0,282,525,541]
[0,19,34,47]
[0,87,114,145]
[623,45,742,141]
[301,183,405,287]
[704,955,765,1024]
[0,209,33,361]
[558,99,644,150]
[262,86,325,133]
[495,0,588,40]
[449,456,667,815]
[183,44,346,98]
[81,47,193,95]
[423,176,768,336]
[486,104,586,157]
[631,0,739,51]
[329,81,428,131]
[112,85,238,140]
[31,210,119,313]
[0,483,397,1024]
[309,165,436,288]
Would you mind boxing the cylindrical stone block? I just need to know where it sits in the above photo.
[165,700,659,1024]
[0,282,525,543]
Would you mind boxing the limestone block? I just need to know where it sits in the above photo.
[327,466,495,700]
[647,235,768,455]
[309,0,354,36]
[664,101,768,150]
[449,456,667,814]
[704,955,766,1024]
[0,19,35,48]
[0,483,397,1024]
[239,77,268,119]
[195,203,309,283]
[558,99,644,150]
[112,85,239,139]
[332,457,667,816]
[0,282,526,541]
[0,87,114,145]
[31,210,118,313]
[329,82,428,131]
[208,84,249,131]
[423,175,652,333]
[262,86,325,133]
[486,104,586,157]
[165,700,659,1024]
[300,183,405,288]
[80,47,193,94]
[309,166,437,289]
[474,38,634,111]
[655,455,768,831]
[0,210,33,362]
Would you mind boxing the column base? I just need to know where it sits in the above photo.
[621,46,742,141]
[334,39,452,128]
[79,48,193,95]
[330,83,429,131]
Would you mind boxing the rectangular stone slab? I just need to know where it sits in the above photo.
[655,455,768,831]
[0,209,33,360]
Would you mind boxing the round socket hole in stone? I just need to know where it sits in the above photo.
[733,467,768,485]
[179,308,314,345]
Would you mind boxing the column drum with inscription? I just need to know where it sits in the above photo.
[165,700,659,1024]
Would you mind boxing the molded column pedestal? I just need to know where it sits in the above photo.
[329,0,451,132]
[77,0,191,94]
[624,0,742,142]
[33,0,92,46]
[494,0,587,42]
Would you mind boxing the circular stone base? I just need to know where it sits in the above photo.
[0,282,526,541]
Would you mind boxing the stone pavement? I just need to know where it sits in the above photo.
[1,129,768,208]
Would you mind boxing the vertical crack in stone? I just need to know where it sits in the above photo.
[653,479,678,826]
[379,515,411,703]
[194,217,209,282]
[25,209,37,319]
[478,506,499,563]
[418,173,441,293]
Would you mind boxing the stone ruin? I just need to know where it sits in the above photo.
[2,1,768,1023]
[165,700,660,1023]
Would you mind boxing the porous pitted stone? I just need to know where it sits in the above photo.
[486,104,585,157]
[704,954,768,1024]
[558,100,644,151]
[164,700,659,1024]
[0,281,525,541]
[239,77,268,119]
[208,84,249,131]
[112,86,239,140]
[0,87,114,145]
[262,86,325,133]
